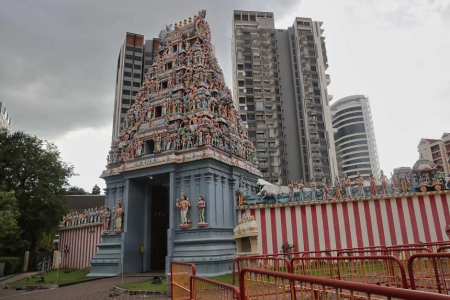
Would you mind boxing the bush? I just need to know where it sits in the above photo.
[0,257,23,275]
[28,251,53,271]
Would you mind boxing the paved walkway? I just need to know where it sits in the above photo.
[0,274,170,300]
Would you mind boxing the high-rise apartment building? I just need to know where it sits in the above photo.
[418,133,450,176]
[330,95,380,180]
[0,102,12,135]
[111,33,159,140]
[232,11,337,185]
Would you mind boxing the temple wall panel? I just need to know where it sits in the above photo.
[238,192,450,254]
[58,224,103,270]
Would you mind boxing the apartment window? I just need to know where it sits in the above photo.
[134,47,142,53]
[238,81,244,87]
[133,82,140,87]
[121,108,128,114]
[145,52,153,57]
[242,15,248,21]
[245,63,252,69]
[145,60,152,65]
[313,82,319,87]
[122,89,131,95]
[124,71,131,77]
[125,46,134,51]
[134,56,142,61]
[240,114,247,121]
[247,96,254,102]
[123,80,131,86]
[245,79,253,85]
[238,64,244,70]
[134,64,141,69]
[124,63,133,69]
[244,55,252,61]
[248,114,255,120]
[122,99,130,105]
[247,88,254,94]
[132,90,138,96]
[247,105,255,111]
[125,54,133,60]
[245,71,253,77]
[239,97,246,104]
[134,73,141,79]
[250,15,256,21]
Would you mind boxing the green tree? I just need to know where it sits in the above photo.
[65,186,88,195]
[0,190,29,255]
[0,132,75,252]
[91,184,101,195]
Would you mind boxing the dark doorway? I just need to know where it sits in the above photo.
[150,183,170,271]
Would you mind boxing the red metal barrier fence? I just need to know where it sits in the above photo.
[171,261,196,300]
[232,256,291,286]
[239,267,450,300]
[409,253,450,295]
[190,275,241,300]
[291,255,408,288]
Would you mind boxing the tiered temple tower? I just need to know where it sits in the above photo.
[90,10,260,277]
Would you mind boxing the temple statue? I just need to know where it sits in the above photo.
[113,200,125,233]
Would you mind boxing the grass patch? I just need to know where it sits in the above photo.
[7,269,89,287]
[209,273,236,286]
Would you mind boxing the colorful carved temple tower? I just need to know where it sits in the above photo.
[90,10,260,277]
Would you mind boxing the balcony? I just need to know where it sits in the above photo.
[258,152,269,158]
[269,143,279,148]
[257,124,268,129]
[256,135,267,139]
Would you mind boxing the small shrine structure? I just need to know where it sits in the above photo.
[90,10,260,277]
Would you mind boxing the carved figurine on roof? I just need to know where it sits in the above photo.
[106,10,257,169]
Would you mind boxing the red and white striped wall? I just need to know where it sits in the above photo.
[58,224,103,270]
[238,192,450,254]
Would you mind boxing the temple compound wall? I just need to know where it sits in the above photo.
[58,224,103,270]
[238,191,450,254]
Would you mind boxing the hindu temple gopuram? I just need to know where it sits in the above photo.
[89,10,261,277]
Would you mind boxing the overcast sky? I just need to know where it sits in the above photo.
[1,0,449,193]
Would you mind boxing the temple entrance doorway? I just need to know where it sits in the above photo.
[150,183,170,271]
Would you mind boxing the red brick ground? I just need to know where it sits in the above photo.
[0,275,170,300]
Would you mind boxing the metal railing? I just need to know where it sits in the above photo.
[409,253,450,294]
[239,267,450,300]
[190,275,241,300]
[171,261,196,300]
[291,255,408,288]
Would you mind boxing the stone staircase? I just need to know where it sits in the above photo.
[88,234,122,277]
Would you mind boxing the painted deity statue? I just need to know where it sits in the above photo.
[197,195,208,227]
[334,175,342,199]
[176,190,191,227]
[380,170,389,195]
[298,179,305,201]
[344,173,352,198]
[103,207,111,233]
[356,173,365,197]
[288,181,294,202]
[322,178,329,200]
[310,177,317,201]
[113,200,125,233]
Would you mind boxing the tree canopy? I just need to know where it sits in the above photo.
[0,190,29,255]
[65,186,89,195]
[0,132,75,252]
[91,184,101,195]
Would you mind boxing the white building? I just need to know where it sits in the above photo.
[0,102,12,135]
[330,95,380,180]
[418,133,450,176]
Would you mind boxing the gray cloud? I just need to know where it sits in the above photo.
[0,0,299,140]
